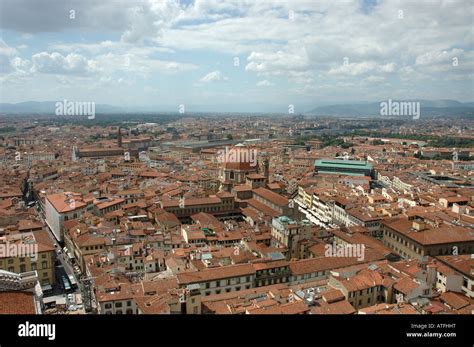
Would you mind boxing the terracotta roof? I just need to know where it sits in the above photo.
[46,192,87,213]
[177,264,256,285]
[383,217,474,245]
[161,196,221,208]
[439,291,471,310]
[311,300,356,314]
[253,187,288,207]
[289,251,384,276]
[0,291,36,314]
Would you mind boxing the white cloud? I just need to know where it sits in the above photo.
[328,61,397,76]
[256,80,275,87]
[0,39,18,57]
[31,52,99,75]
[49,41,174,55]
[367,75,386,82]
[0,39,29,74]
[1,0,473,103]
[246,49,311,73]
[416,49,463,66]
[199,70,228,83]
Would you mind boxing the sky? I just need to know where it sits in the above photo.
[0,0,473,113]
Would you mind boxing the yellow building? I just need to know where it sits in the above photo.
[0,230,55,286]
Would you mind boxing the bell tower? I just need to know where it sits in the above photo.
[117,127,122,148]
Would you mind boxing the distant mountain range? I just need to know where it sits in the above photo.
[306,100,474,117]
[0,101,121,114]
[0,101,291,114]
[1,99,473,117]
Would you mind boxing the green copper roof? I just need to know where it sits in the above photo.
[314,159,373,170]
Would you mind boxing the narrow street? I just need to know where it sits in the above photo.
[38,209,82,307]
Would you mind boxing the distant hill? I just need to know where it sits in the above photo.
[0,101,309,114]
[306,100,474,118]
[1,99,473,117]
[0,101,121,114]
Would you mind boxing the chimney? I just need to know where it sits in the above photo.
[412,219,426,232]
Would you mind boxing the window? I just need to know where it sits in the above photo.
[127,301,132,306]
[115,302,122,308]
[105,303,112,309]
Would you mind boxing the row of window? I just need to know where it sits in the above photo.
[294,271,325,281]
[84,245,103,251]
[172,205,223,214]
[4,261,49,272]
[204,276,252,288]
[349,295,383,308]
[2,253,48,265]
[348,286,382,298]
[104,300,133,309]
[204,284,251,296]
